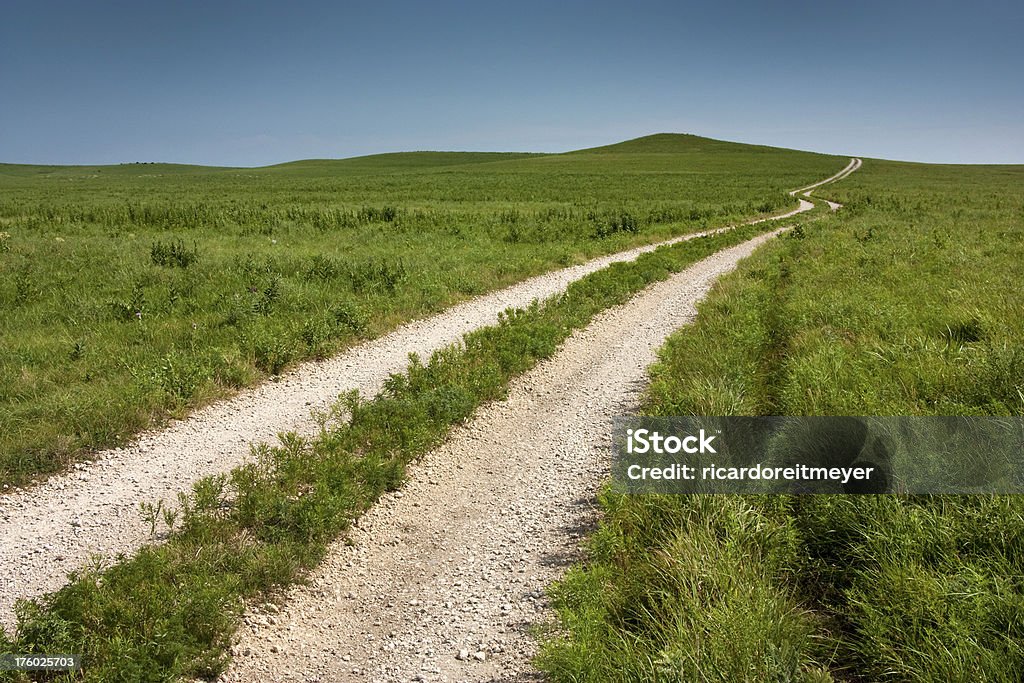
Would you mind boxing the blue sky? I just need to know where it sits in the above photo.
[1,0,1021,165]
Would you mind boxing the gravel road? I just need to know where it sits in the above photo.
[218,230,786,683]
[0,205,804,630]
[0,160,857,634]
[791,157,861,197]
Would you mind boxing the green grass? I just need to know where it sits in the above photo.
[538,160,1024,681]
[0,221,780,683]
[0,134,843,487]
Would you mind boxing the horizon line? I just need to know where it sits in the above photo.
[1,132,1021,169]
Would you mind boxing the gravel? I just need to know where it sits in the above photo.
[218,230,786,683]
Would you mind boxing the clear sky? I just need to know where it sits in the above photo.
[1,0,1021,166]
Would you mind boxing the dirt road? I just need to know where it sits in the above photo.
[218,160,861,682]
[219,230,787,682]
[0,160,857,633]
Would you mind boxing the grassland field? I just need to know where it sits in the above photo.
[539,159,1024,682]
[5,135,1020,683]
[0,134,843,487]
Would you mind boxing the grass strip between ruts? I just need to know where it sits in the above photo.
[0,220,778,682]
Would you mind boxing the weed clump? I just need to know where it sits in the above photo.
[151,238,199,268]
[347,258,407,293]
[593,210,640,238]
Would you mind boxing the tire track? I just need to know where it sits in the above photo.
[219,160,860,682]
[220,230,787,683]
[792,157,861,210]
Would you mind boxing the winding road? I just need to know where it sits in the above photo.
[217,161,859,681]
